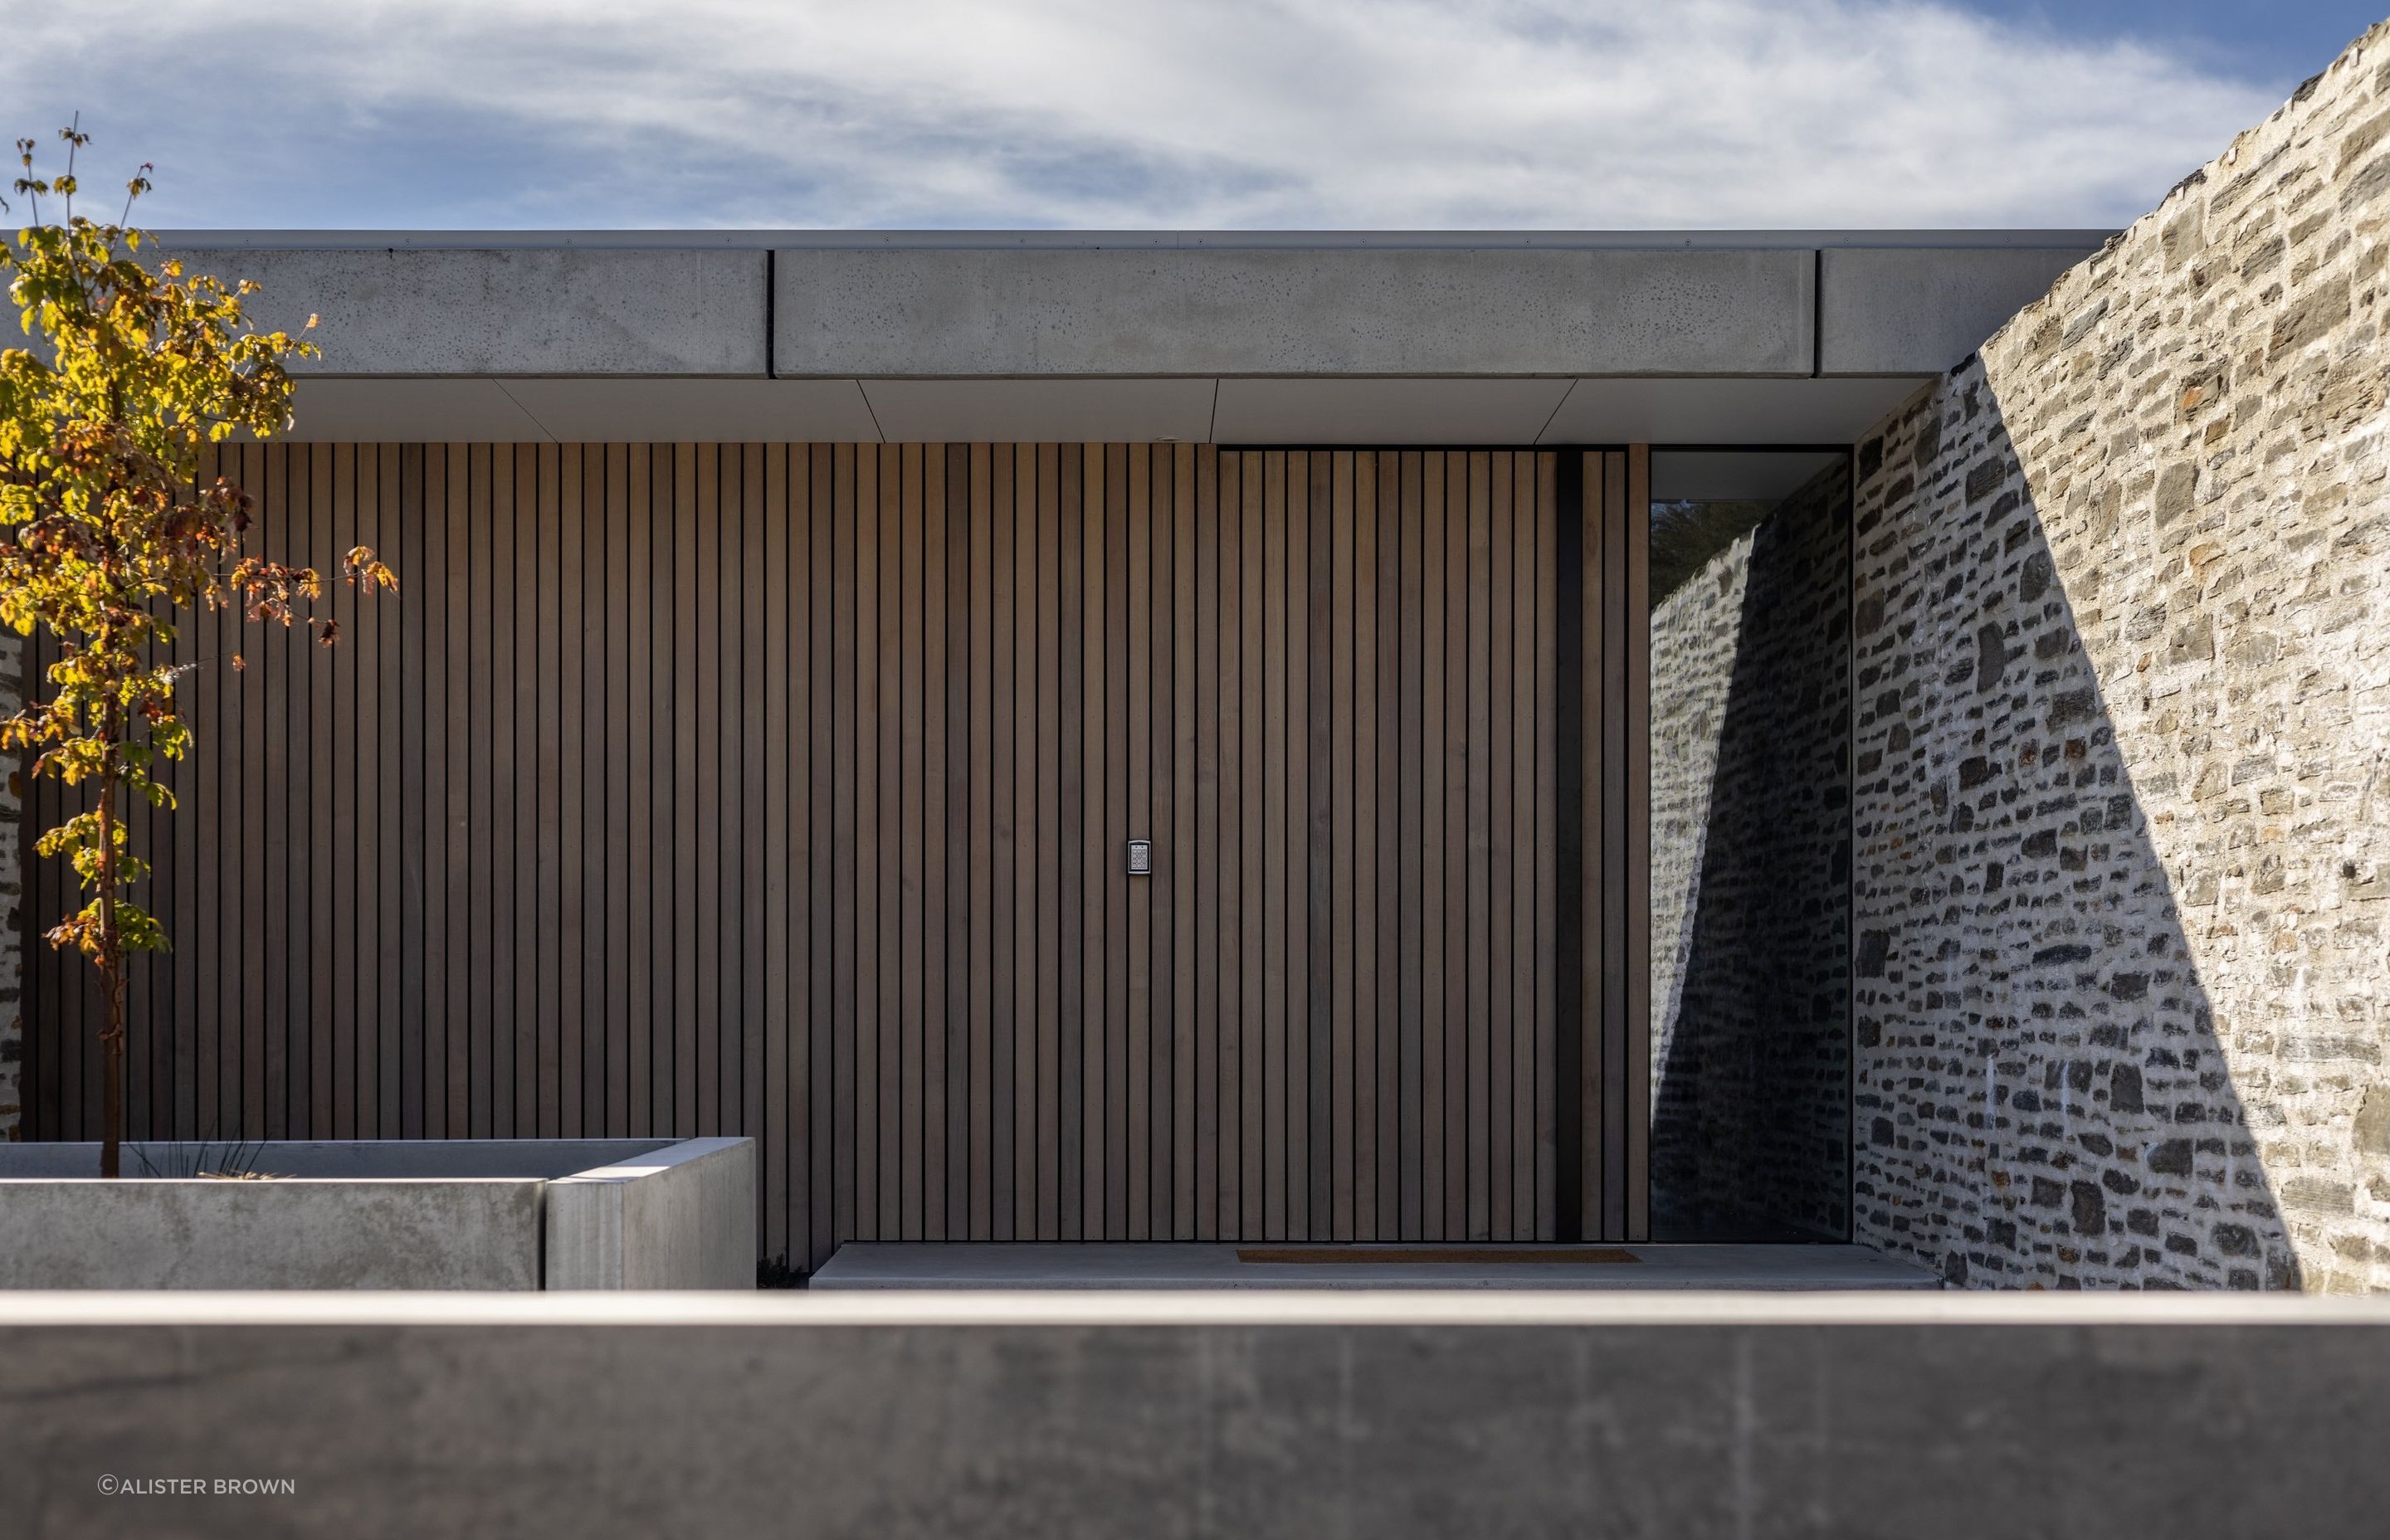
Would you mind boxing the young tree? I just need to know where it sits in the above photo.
[0,124,396,1177]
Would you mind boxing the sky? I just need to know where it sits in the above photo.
[2,1,2380,231]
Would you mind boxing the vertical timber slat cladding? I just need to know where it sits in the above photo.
[23,442,1651,1265]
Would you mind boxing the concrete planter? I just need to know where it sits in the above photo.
[0,1138,754,1290]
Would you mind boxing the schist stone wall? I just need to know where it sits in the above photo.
[1648,463,1851,1241]
[1852,22,2390,1291]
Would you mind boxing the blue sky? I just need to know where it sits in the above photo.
[1957,1,2378,84]
[3,2,2380,231]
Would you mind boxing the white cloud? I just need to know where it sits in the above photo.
[2,0,2284,229]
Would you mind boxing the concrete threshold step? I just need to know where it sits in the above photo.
[807,1241,1944,1291]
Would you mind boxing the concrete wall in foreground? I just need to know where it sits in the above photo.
[0,1294,2385,1538]
[1852,23,2390,1291]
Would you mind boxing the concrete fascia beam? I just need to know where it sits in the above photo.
[161,246,770,377]
[139,232,2119,386]
[1817,245,2101,375]
[773,246,1817,378]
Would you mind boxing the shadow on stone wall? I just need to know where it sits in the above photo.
[1851,380,2300,1289]
[1648,462,1852,1242]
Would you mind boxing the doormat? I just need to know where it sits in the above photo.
[1234,1247,1638,1265]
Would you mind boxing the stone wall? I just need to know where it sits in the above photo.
[1853,23,2390,1291]
[1649,462,1851,1240]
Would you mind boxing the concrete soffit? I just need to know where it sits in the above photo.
[171,231,2107,446]
[278,374,1937,449]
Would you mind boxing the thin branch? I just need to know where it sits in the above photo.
[118,161,153,229]
[60,111,78,225]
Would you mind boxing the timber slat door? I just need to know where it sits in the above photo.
[23,442,1651,1265]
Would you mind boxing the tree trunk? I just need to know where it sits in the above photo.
[96,718,124,1180]
[100,1005,124,1179]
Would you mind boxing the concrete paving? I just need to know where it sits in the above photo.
[808,1241,1943,1290]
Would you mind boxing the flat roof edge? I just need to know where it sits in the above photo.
[147,228,2117,252]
